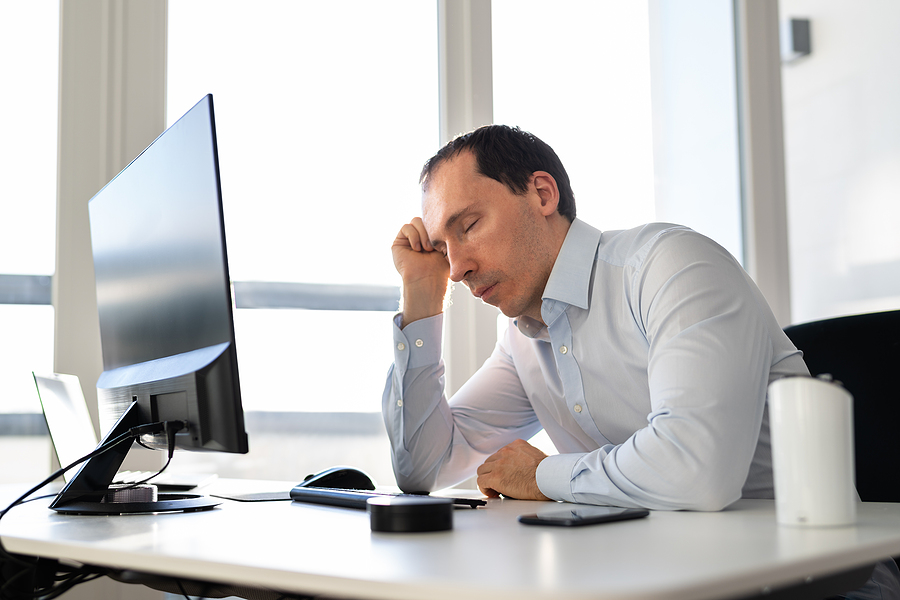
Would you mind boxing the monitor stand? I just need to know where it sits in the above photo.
[49,402,220,515]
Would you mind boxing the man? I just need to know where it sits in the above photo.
[383,123,809,509]
[383,124,898,597]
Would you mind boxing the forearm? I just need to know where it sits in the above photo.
[535,390,766,511]
[382,316,542,492]
[398,277,448,329]
[532,330,771,510]
[382,365,454,492]
[382,314,488,492]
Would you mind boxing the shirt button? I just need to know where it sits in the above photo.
[397,399,403,407]
[574,404,582,413]
[559,345,568,355]
[397,342,406,351]
[415,339,424,348]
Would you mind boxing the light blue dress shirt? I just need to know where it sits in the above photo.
[382,220,808,510]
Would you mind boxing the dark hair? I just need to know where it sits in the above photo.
[419,125,576,222]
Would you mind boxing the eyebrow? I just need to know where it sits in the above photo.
[429,205,475,247]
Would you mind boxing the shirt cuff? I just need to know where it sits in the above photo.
[392,312,443,369]
[535,453,583,503]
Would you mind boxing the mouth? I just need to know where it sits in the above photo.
[472,283,497,303]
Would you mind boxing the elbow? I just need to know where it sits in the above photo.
[394,473,438,495]
[390,446,443,494]
[391,440,465,494]
[391,459,442,494]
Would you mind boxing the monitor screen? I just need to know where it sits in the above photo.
[88,94,248,455]
[50,95,248,512]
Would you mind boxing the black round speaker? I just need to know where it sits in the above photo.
[367,496,453,532]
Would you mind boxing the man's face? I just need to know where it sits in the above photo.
[422,151,557,321]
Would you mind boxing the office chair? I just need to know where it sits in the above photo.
[783,309,900,503]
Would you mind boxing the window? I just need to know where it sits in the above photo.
[492,1,656,231]
[0,1,58,416]
[492,0,743,262]
[167,0,439,414]
[647,0,743,262]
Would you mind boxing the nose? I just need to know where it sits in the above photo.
[446,244,474,283]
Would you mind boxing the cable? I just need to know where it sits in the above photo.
[175,579,192,600]
[1,428,134,519]
[110,420,185,494]
[132,422,166,452]
[1,427,137,584]
[7,497,54,507]
[1,429,135,598]
[0,420,185,600]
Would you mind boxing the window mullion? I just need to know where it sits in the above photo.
[438,0,500,397]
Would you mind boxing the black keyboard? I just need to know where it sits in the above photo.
[289,485,486,510]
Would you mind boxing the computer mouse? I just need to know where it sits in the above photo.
[296,466,376,491]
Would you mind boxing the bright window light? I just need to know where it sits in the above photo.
[492,1,656,231]
[168,1,438,412]
[0,1,59,276]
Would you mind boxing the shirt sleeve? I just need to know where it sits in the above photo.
[382,313,542,492]
[536,229,781,511]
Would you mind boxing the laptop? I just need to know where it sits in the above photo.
[33,372,216,491]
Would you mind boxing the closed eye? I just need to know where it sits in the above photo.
[464,219,478,234]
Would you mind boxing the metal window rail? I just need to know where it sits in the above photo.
[0,275,52,305]
[0,276,400,313]
[1,277,399,436]
[1,411,385,437]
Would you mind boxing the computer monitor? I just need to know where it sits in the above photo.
[50,94,248,514]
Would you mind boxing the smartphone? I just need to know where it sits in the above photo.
[518,504,649,527]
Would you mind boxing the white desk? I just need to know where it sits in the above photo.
[3,481,900,600]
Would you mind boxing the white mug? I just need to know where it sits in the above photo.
[768,375,857,527]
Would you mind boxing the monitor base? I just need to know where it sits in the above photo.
[51,493,220,515]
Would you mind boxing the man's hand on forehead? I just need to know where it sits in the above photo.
[392,217,451,327]
[395,217,434,252]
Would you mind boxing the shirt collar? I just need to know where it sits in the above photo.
[514,219,602,338]
[541,218,602,310]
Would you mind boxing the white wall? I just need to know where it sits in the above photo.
[780,0,900,324]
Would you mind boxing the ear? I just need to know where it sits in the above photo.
[531,171,560,217]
